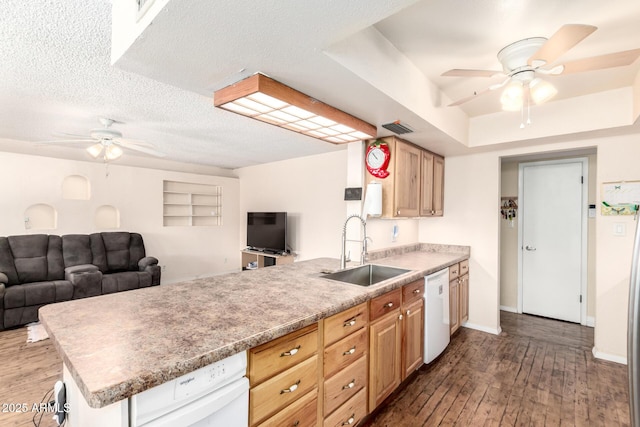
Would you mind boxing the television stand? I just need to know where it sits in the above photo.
[241,249,293,270]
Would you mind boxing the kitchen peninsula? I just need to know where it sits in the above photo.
[39,243,469,426]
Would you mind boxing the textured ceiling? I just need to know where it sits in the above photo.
[1,0,639,171]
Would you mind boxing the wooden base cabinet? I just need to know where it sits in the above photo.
[248,324,319,426]
[322,302,369,427]
[449,260,470,335]
[402,298,424,379]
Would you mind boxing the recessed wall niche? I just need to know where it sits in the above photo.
[24,204,57,230]
[95,205,120,229]
[62,175,90,200]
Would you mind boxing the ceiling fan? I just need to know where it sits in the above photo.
[40,118,166,161]
[442,24,640,112]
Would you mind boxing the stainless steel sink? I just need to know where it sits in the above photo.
[322,264,410,287]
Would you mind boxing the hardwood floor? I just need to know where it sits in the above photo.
[0,326,61,427]
[364,311,630,426]
[0,312,630,426]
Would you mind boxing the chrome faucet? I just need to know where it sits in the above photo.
[340,214,370,270]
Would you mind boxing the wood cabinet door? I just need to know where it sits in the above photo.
[432,154,444,216]
[368,310,402,410]
[460,273,469,325]
[449,278,459,335]
[402,298,424,380]
[393,140,421,217]
[420,150,435,216]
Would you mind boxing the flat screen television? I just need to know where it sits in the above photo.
[247,212,287,254]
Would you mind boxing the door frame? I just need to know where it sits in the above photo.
[516,157,589,325]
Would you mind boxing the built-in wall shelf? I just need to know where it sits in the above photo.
[163,180,222,226]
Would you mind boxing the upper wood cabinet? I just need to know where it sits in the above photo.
[420,150,444,216]
[365,136,444,218]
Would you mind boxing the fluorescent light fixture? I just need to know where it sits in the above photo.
[214,73,376,144]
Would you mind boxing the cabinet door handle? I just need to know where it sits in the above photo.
[280,345,301,357]
[413,289,421,294]
[343,317,357,327]
[342,414,356,426]
[343,346,356,356]
[280,380,301,394]
[342,379,356,390]
[525,245,536,251]
[383,302,394,308]
[397,210,401,215]
[399,314,404,320]
[293,421,300,427]
[406,309,411,315]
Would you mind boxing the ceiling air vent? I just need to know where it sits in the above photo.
[381,120,413,135]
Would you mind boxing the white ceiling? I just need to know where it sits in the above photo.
[1,0,639,171]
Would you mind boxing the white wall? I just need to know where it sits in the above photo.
[420,133,640,361]
[0,151,240,284]
[236,150,349,262]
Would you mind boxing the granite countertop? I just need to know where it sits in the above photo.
[39,243,469,408]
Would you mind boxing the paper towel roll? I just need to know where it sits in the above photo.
[362,182,382,217]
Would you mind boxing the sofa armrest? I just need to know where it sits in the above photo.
[138,256,159,270]
[0,272,7,285]
[65,265,102,299]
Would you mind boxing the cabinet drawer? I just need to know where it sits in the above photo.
[324,355,367,416]
[402,279,425,305]
[250,355,318,425]
[323,387,367,427]
[257,388,318,427]
[323,302,368,347]
[370,288,402,322]
[460,259,469,275]
[449,263,460,281]
[249,324,318,385]
[324,327,367,378]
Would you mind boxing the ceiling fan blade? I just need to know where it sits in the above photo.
[115,139,166,157]
[36,139,94,144]
[51,132,93,139]
[528,24,597,66]
[114,137,155,148]
[447,88,492,107]
[442,69,503,78]
[558,48,640,74]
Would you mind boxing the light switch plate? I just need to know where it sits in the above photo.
[614,222,626,236]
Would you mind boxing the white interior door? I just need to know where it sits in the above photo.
[521,160,584,323]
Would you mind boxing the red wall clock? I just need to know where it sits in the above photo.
[365,140,390,178]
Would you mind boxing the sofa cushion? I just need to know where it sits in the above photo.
[4,280,73,309]
[102,271,152,294]
[7,235,64,283]
[62,234,93,267]
[91,232,146,273]
[0,237,19,285]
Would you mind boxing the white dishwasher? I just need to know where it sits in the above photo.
[130,351,249,427]
[424,268,450,364]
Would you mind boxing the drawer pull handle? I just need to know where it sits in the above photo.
[343,317,357,327]
[280,345,301,357]
[293,422,300,427]
[343,346,356,356]
[384,302,394,308]
[342,414,356,426]
[413,289,421,294]
[342,380,356,390]
[280,380,300,394]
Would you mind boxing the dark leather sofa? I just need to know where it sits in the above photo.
[0,232,160,330]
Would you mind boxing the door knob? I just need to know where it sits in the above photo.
[525,245,537,251]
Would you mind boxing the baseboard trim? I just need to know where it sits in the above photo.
[592,347,627,365]
[586,316,595,327]
[499,305,518,313]
[462,322,501,335]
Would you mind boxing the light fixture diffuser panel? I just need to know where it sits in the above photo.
[214,73,376,144]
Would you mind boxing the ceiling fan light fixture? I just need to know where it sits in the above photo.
[105,144,123,161]
[87,143,104,158]
[500,80,524,111]
[530,78,558,105]
[214,73,376,144]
